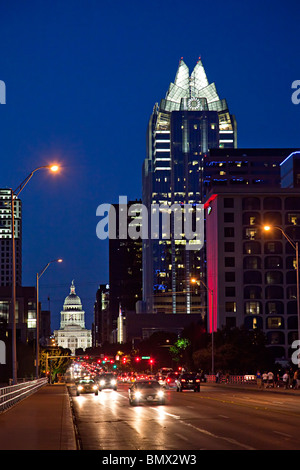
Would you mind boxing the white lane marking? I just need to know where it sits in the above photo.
[175,433,189,442]
[150,407,255,450]
[273,431,292,438]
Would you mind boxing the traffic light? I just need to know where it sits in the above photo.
[135,356,141,362]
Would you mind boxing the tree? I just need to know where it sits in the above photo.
[40,347,72,382]
[192,326,274,374]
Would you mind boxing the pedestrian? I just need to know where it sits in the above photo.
[267,371,274,388]
[282,371,289,389]
[296,369,300,390]
[256,370,262,389]
[262,372,268,388]
[293,370,298,389]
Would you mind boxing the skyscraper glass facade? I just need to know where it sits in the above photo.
[142,59,236,314]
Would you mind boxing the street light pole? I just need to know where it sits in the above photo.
[9,164,60,384]
[264,225,300,367]
[191,278,214,374]
[36,259,62,378]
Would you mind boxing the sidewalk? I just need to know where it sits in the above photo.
[0,383,77,450]
[203,381,300,395]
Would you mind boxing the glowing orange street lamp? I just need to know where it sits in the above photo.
[10,165,61,384]
[263,224,300,367]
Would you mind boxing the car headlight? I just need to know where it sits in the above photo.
[93,385,98,390]
[111,379,116,385]
[157,390,164,398]
[100,380,105,386]
[134,391,142,399]
[78,385,83,391]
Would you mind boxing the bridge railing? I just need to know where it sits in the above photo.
[205,374,256,384]
[0,378,48,413]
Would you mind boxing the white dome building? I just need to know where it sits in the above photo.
[54,281,92,355]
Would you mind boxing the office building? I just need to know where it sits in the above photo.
[281,151,300,188]
[108,200,142,331]
[142,58,236,314]
[93,283,110,347]
[0,189,22,287]
[204,148,296,192]
[205,186,300,362]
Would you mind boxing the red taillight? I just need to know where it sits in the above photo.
[196,379,200,382]
[181,379,186,382]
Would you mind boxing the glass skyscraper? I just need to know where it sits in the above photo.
[142,58,236,314]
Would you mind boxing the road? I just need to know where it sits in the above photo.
[69,382,300,451]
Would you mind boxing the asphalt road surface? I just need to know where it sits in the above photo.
[69,383,300,451]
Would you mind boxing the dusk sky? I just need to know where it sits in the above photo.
[0,1,299,330]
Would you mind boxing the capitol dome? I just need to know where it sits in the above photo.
[63,280,83,311]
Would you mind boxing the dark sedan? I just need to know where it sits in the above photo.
[176,373,200,392]
[97,373,118,391]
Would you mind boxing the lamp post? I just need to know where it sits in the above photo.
[10,164,60,384]
[36,258,62,378]
[264,225,300,367]
[191,278,214,375]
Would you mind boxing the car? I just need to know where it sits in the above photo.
[76,378,99,396]
[97,373,118,391]
[176,373,200,392]
[156,374,167,387]
[129,380,165,406]
[165,372,179,389]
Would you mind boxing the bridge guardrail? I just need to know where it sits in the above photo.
[0,378,48,413]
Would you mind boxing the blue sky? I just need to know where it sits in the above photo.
[0,0,299,330]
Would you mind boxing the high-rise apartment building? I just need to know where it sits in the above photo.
[0,189,22,287]
[142,58,237,314]
[205,186,300,362]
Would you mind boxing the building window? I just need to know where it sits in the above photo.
[224,213,234,223]
[225,286,236,297]
[224,242,235,252]
[244,228,260,240]
[244,271,262,284]
[244,286,262,299]
[224,227,235,237]
[264,241,282,254]
[245,301,261,315]
[242,212,261,225]
[265,286,284,299]
[263,197,282,210]
[242,197,260,210]
[266,301,284,315]
[243,241,261,254]
[267,317,284,329]
[225,272,235,282]
[264,256,283,269]
[224,198,234,208]
[225,301,236,313]
[265,271,283,285]
[243,256,261,269]
[286,213,300,225]
[225,257,235,267]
